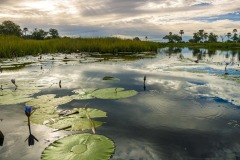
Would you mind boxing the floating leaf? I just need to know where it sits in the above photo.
[26,94,73,124]
[30,108,59,125]
[47,108,107,131]
[102,76,120,83]
[71,88,96,100]
[77,108,107,118]
[91,88,138,99]
[41,133,114,160]
[26,94,73,108]
[0,88,40,105]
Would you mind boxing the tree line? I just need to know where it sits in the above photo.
[0,20,239,43]
[163,29,239,43]
[0,20,59,40]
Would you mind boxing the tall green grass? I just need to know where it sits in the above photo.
[0,36,161,58]
[0,35,239,58]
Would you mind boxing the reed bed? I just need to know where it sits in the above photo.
[0,36,161,58]
[0,35,239,58]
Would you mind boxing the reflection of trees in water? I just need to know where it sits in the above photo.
[191,48,208,60]
[207,49,217,57]
[160,47,240,62]
[229,50,239,64]
[161,47,182,57]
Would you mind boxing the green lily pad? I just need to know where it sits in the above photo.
[47,115,103,131]
[71,88,96,100]
[41,133,115,160]
[77,108,107,118]
[0,88,40,105]
[102,76,120,83]
[26,94,73,108]
[91,88,138,99]
[30,107,59,125]
[26,94,73,124]
[47,108,106,131]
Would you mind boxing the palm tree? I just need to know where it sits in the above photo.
[232,29,238,42]
[179,30,184,39]
[233,29,237,33]
[145,36,148,41]
[198,30,208,42]
[23,27,28,36]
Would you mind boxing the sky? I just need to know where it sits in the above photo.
[0,0,239,41]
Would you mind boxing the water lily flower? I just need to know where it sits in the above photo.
[25,106,32,117]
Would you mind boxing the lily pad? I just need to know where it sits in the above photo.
[30,107,59,125]
[77,108,107,118]
[71,88,96,100]
[47,115,103,131]
[26,94,73,108]
[26,94,73,124]
[41,133,115,160]
[91,88,138,99]
[102,76,120,83]
[47,108,107,131]
[0,88,40,105]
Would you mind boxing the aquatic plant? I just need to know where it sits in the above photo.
[26,94,73,124]
[91,88,138,99]
[102,76,120,83]
[41,133,114,160]
[47,108,107,132]
[25,106,38,146]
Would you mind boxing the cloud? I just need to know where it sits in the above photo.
[0,0,239,41]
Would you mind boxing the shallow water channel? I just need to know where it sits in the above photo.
[0,48,240,160]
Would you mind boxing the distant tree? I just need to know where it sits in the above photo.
[133,37,141,41]
[190,30,208,43]
[190,33,201,43]
[179,30,184,41]
[198,30,208,42]
[0,20,22,36]
[145,36,148,41]
[172,34,182,43]
[48,28,59,39]
[208,33,218,43]
[163,32,182,43]
[31,28,48,40]
[163,32,173,43]
[226,32,232,41]
[231,29,238,42]
[23,27,28,36]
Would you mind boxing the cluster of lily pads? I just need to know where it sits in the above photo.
[0,69,138,159]
[25,94,114,159]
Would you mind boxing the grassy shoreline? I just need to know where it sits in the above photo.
[0,35,239,58]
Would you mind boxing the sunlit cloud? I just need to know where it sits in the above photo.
[0,0,239,41]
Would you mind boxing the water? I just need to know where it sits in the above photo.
[0,48,240,160]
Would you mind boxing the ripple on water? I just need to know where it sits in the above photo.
[134,91,229,131]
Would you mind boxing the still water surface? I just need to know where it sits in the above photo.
[0,48,240,160]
